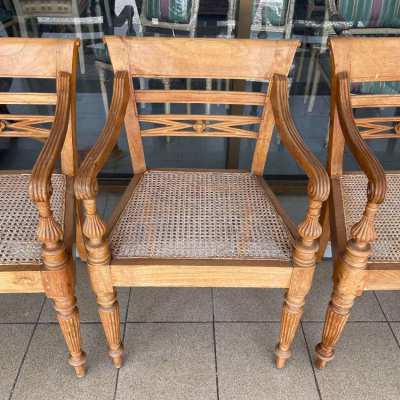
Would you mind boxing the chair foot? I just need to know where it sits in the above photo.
[109,346,124,368]
[274,344,291,369]
[69,351,87,378]
[315,357,327,370]
[315,343,334,370]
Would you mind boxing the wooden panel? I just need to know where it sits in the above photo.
[0,92,57,105]
[105,36,300,79]
[330,37,400,82]
[0,267,43,293]
[0,37,78,78]
[351,94,400,108]
[110,259,292,288]
[135,90,266,105]
[365,269,400,290]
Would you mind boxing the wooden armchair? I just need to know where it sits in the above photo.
[75,37,330,369]
[0,38,86,377]
[316,37,400,368]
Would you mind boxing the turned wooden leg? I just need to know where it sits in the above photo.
[53,295,87,377]
[37,200,86,377]
[81,198,123,367]
[97,291,123,368]
[275,262,315,368]
[315,240,369,369]
[276,199,323,368]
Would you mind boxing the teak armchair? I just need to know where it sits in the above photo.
[0,38,86,377]
[75,37,330,369]
[316,37,400,368]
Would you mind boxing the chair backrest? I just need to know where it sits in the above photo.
[105,36,299,175]
[328,36,400,174]
[337,0,400,29]
[0,37,79,175]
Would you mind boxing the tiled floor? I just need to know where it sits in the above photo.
[2,192,400,400]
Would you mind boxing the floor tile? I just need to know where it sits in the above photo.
[303,261,385,322]
[277,194,309,225]
[303,322,400,400]
[12,324,118,400]
[390,322,400,344]
[40,260,130,323]
[375,291,400,321]
[0,325,34,400]
[116,323,217,400]
[213,288,284,322]
[127,288,213,322]
[215,322,319,400]
[0,294,44,323]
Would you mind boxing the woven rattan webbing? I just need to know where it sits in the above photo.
[110,171,294,260]
[0,174,66,265]
[340,173,400,263]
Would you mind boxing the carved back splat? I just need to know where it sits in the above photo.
[105,36,299,175]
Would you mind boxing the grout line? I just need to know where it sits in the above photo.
[301,322,323,400]
[373,292,400,350]
[211,289,220,400]
[113,288,132,400]
[8,296,46,400]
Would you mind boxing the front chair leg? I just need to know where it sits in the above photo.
[96,290,123,368]
[275,260,316,368]
[37,201,86,377]
[52,295,87,377]
[276,199,322,368]
[315,240,369,369]
[83,198,123,368]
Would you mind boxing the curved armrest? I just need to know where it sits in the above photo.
[336,71,386,205]
[75,70,130,200]
[29,71,71,203]
[271,74,330,204]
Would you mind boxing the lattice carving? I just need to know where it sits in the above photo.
[0,114,54,138]
[355,117,400,139]
[139,115,260,138]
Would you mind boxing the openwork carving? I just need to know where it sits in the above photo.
[0,174,65,264]
[110,171,294,260]
[355,117,400,139]
[139,115,260,138]
[0,114,53,138]
[340,173,400,262]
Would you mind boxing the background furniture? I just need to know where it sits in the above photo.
[0,37,86,377]
[11,0,105,73]
[75,37,329,369]
[316,37,400,369]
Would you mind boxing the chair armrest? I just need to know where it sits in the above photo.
[336,71,387,244]
[336,72,386,205]
[29,71,71,203]
[271,74,330,204]
[270,74,330,244]
[75,70,130,200]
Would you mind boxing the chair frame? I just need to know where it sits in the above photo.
[316,36,400,369]
[0,37,86,377]
[75,37,329,369]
